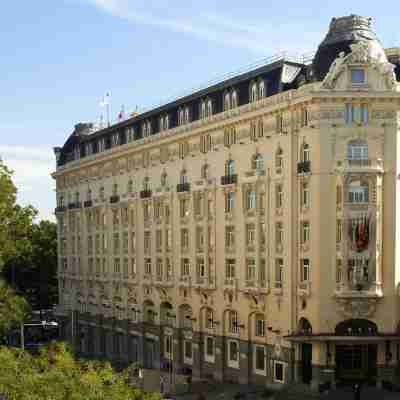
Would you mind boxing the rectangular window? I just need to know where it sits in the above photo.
[255,346,265,371]
[166,258,173,279]
[276,222,283,245]
[114,258,121,274]
[156,230,162,251]
[351,68,365,84]
[336,220,342,243]
[196,226,204,250]
[113,233,119,254]
[246,258,256,281]
[276,184,283,208]
[194,194,203,216]
[181,229,189,249]
[156,259,163,279]
[225,226,235,248]
[336,259,342,283]
[181,258,190,276]
[301,221,310,244]
[145,258,152,275]
[274,362,285,383]
[144,231,151,253]
[123,232,128,253]
[301,259,310,281]
[246,224,256,247]
[225,191,235,213]
[246,190,256,210]
[197,258,205,278]
[180,198,189,218]
[260,223,266,246]
[226,259,236,279]
[276,258,283,283]
[255,317,265,337]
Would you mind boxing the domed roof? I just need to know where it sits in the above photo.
[313,15,386,81]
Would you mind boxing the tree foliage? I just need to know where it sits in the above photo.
[0,342,161,400]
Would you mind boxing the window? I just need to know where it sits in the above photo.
[345,104,369,125]
[299,182,309,208]
[301,143,310,162]
[348,181,369,203]
[224,91,231,111]
[206,99,213,117]
[197,257,205,278]
[156,230,162,251]
[258,80,266,99]
[347,140,368,160]
[276,114,284,133]
[255,346,265,372]
[179,141,189,159]
[127,179,133,194]
[224,127,237,147]
[246,258,256,281]
[156,259,163,279]
[276,184,283,208]
[178,108,185,125]
[232,90,238,108]
[143,176,151,191]
[180,198,190,218]
[123,232,128,253]
[226,259,236,279]
[200,101,206,119]
[112,233,119,254]
[246,190,257,210]
[336,185,342,206]
[225,226,235,248]
[351,68,365,84]
[276,258,284,283]
[181,258,190,276]
[274,361,285,383]
[255,316,265,337]
[131,258,137,277]
[246,224,255,247]
[200,134,212,153]
[196,227,204,250]
[276,222,283,245]
[260,222,266,246]
[226,159,235,176]
[206,336,214,357]
[300,108,309,127]
[145,258,152,275]
[225,191,235,213]
[201,164,209,180]
[228,311,238,333]
[166,258,173,279]
[250,82,258,102]
[229,340,239,362]
[181,229,189,249]
[180,170,188,185]
[144,231,151,252]
[258,119,264,138]
[205,309,214,329]
[336,219,342,243]
[131,232,136,252]
[276,148,283,171]
[194,194,203,216]
[336,259,342,283]
[301,221,310,243]
[165,229,172,251]
[301,259,310,281]
[184,106,190,123]
[114,258,121,274]
[164,335,172,357]
[250,121,257,141]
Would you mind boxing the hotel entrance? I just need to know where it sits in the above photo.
[335,344,377,385]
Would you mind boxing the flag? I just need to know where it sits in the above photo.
[99,92,111,108]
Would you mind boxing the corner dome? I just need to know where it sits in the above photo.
[313,15,386,81]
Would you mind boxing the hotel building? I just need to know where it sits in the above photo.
[53,15,400,389]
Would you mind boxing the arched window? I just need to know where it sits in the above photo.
[298,318,312,335]
[226,159,235,176]
[258,80,266,99]
[205,308,214,329]
[164,114,169,130]
[159,116,164,132]
[250,82,258,103]
[228,310,239,333]
[276,147,284,171]
[301,143,310,162]
[207,99,213,117]
[348,140,368,160]
[348,180,369,203]
[224,92,231,111]
[232,90,238,108]
[184,106,190,123]
[335,319,377,336]
[200,101,206,119]
[252,153,264,172]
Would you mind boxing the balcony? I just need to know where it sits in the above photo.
[68,202,82,210]
[177,183,191,193]
[221,174,238,185]
[140,190,152,199]
[110,195,120,204]
[55,206,66,213]
[336,158,383,173]
[83,200,93,208]
[297,161,311,174]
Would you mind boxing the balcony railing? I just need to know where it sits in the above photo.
[110,195,120,204]
[221,174,238,185]
[84,200,93,208]
[177,182,191,193]
[347,159,371,167]
[55,206,66,213]
[140,189,152,199]
[297,161,311,174]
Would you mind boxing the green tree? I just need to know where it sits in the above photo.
[3,220,58,311]
[0,342,162,400]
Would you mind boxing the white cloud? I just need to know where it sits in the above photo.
[88,0,320,54]
[0,145,55,221]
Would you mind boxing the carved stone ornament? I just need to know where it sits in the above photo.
[337,298,378,318]
[322,40,397,90]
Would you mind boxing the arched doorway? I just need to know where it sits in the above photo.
[335,319,378,385]
[298,318,313,384]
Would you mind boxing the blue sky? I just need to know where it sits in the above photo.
[1,0,399,221]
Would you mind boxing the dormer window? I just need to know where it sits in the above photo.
[232,90,238,108]
[258,80,266,99]
[164,114,169,130]
[206,99,213,117]
[200,101,207,119]
[184,106,190,123]
[351,68,366,84]
[224,92,231,111]
[178,108,185,125]
[250,82,258,103]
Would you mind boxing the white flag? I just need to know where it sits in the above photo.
[99,92,111,107]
